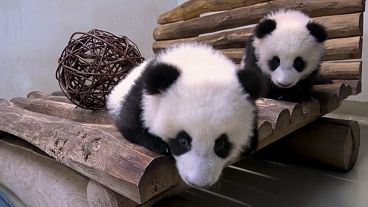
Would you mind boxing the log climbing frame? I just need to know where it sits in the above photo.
[0,0,365,206]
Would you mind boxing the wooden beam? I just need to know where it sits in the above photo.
[333,80,361,95]
[312,83,353,114]
[11,97,113,125]
[324,36,362,61]
[153,13,363,51]
[257,98,320,149]
[158,0,269,24]
[28,91,72,104]
[256,117,360,171]
[154,0,364,40]
[0,100,180,204]
[220,36,362,63]
[320,62,361,80]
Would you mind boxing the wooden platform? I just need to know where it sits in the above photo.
[0,80,358,203]
[0,0,365,205]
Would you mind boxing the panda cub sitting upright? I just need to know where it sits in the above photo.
[242,9,331,102]
[107,43,264,187]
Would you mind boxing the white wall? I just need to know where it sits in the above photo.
[1,1,367,102]
[0,0,177,99]
[349,2,368,102]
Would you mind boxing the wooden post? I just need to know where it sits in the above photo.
[256,117,360,171]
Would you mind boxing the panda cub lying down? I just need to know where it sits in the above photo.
[107,43,264,187]
[242,9,331,102]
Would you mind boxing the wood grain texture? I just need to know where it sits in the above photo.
[0,138,89,207]
[220,36,362,63]
[87,179,122,207]
[256,98,320,149]
[257,117,360,171]
[154,0,364,40]
[312,83,353,114]
[0,100,180,204]
[28,91,72,104]
[333,80,361,94]
[320,62,361,80]
[157,0,269,24]
[324,36,362,61]
[11,96,113,125]
[153,13,363,51]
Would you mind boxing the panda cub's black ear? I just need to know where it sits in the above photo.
[142,61,180,95]
[237,69,266,100]
[255,18,277,39]
[307,21,327,42]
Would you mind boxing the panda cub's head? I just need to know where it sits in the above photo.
[142,43,263,187]
[252,9,327,88]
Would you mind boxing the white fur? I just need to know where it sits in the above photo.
[142,43,256,187]
[106,61,149,118]
[253,9,325,87]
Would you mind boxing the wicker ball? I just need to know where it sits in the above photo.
[56,29,144,110]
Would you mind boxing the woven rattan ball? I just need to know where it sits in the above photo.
[56,29,144,110]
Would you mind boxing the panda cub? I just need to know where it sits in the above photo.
[107,43,264,187]
[242,9,331,102]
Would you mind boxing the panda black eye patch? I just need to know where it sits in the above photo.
[168,131,192,156]
[268,56,280,71]
[293,56,306,72]
[214,134,233,159]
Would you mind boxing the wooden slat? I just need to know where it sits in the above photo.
[158,0,269,24]
[153,27,253,52]
[0,99,180,204]
[257,121,273,141]
[320,62,361,80]
[154,0,364,40]
[256,117,360,171]
[11,97,113,125]
[257,98,320,149]
[153,13,363,51]
[257,100,291,131]
[315,12,363,40]
[220,36,362,63]
[333,80,361,95]
[324,36,362,61]
[312,83,353,114]
[28,91,72,103]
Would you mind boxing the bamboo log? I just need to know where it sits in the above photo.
[320,62,361,80]
[154,0,363,40]
[153,13,362,51]
[0,100,180,204]
[256,117,360,171]
[158,0,269,24]
[220,36,362,63]
[11,97,113,125]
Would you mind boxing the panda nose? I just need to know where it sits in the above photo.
[276,81,293,88]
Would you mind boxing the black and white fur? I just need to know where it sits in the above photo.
[242,9,331,102]
[107,43,264,187]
